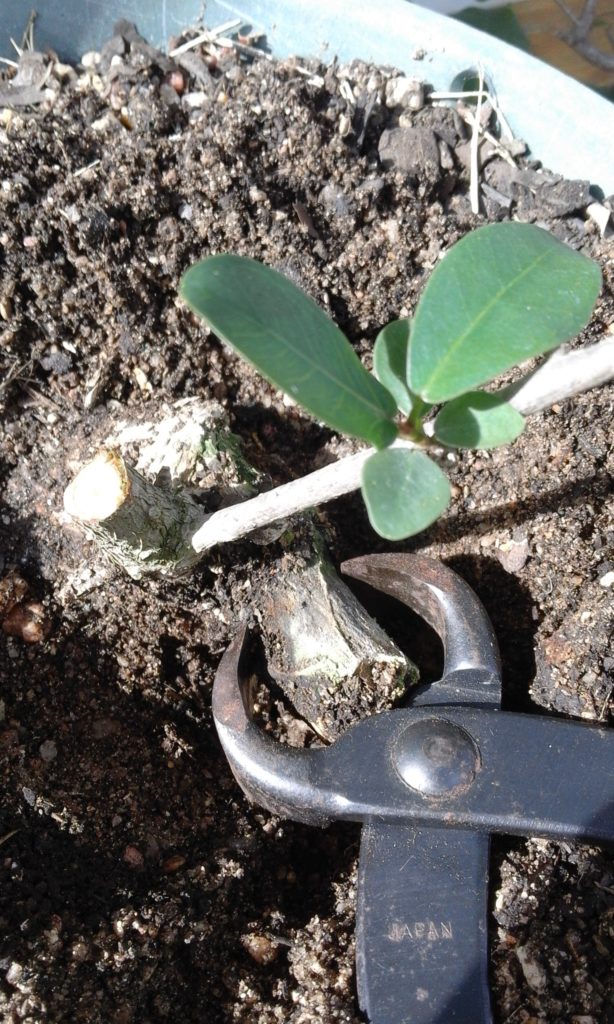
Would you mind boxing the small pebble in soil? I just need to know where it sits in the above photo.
[497,535,530,573]
[122,845,144,868]
[39,740,58,762]
[241,933,279,965]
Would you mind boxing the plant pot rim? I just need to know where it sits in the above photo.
[3,0,613,194]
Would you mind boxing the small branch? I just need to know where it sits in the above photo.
[168,20,242,57]
[502,334,614,415]
[430,89,514,142]
[469,65,485,215]
[191,447,382,552]
[456,98,518,170]
[20,9,37,52]
[554,0,614,71]
[553,0,596,34]
[561,34,614,71]
[191,336,614,553]
[64,338,614,567]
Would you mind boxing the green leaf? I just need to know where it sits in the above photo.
[181,255,398,448]
[373,319,413,415]
[361,448,451,540]
[408,223,601,403]
[433,391,525,449]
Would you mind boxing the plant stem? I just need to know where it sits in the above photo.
[192,447,378,551]
[65,338,613,565]
[191,336,614,553]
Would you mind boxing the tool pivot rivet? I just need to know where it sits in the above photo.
[394,718,480,797]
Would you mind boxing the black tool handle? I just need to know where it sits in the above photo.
[357,822,492,1024]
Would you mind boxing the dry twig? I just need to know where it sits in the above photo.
[64,337,614,564]
[554,0,614,71]
[189,336,614,553]
[469,65,485,214]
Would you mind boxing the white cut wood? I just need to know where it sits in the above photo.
[65,449,205,579]
[64,450,128,522]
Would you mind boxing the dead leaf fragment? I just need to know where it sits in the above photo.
[162,854,186,873]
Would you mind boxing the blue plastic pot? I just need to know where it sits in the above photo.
[3,0,613,194]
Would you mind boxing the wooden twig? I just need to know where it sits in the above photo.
[168,19,242,57]
[73,159,101,178]
[190,337,614,554]
[469,66,485,215]
[0,359,33,395]
[500,334,614,415]
[191,447,377,552]
[554,0,614,71]
[64,338,614,564]
[553,0,596,33]
[456,101,518,169]
[20,10,37,52]
[214,36,273,62]
[429,87,515,142]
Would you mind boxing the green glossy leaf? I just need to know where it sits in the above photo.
[433,391,525,449]
[408,223,601,403]
[361,448,451,540]
[373,319,413,415]
[181,255,398,448]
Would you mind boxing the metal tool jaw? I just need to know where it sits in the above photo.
[212,554,614,1024]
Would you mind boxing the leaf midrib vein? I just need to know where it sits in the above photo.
[420,246,552,395]
[228,311,393,419]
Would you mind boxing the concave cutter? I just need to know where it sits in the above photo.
[212,554,614,1024]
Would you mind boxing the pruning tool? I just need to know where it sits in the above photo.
[212,554,614,1024]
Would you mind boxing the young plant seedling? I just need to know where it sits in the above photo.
[180,222,601,541]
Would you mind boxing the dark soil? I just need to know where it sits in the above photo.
[1,22,613,1024]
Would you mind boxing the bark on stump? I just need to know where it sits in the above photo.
[63,398,414,735]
